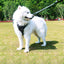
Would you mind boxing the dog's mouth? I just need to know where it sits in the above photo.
[25,15,34,19]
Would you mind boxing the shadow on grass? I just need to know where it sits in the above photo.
[30,41,58,51]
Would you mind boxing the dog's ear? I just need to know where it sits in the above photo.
[18,5,22,10]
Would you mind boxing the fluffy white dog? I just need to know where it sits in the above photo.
[13,5,47,53]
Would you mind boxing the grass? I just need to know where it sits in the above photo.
[0,21,64,64]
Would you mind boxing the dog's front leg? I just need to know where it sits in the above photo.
[17,35,23,50]
[24,34,31,53]
[13,23,23,50]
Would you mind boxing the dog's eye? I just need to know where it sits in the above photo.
[27,12,29,14]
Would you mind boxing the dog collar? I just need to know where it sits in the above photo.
[17,23,28,35]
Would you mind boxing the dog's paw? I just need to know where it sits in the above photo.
[17,48,22,50]
[41,44,46,46]
[35,41,40,44]
[24,49,29,53]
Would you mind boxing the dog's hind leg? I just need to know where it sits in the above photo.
[34,31,40,43]
[41,35,46,46]
[35,37,40,44]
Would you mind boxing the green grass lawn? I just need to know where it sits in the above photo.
[0,21,64,64]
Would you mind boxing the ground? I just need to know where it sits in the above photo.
[0,21,64,64]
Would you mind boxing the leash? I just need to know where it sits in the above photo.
[33,0,63,15]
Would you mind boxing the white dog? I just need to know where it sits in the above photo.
[13,5,47,53]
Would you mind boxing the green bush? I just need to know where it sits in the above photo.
[0,0,64,20]
[3,1,19,20]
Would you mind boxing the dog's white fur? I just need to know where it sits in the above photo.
[13,5,47,52]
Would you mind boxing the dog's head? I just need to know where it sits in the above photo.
[13,5,34,21]
[19,6,34,21]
